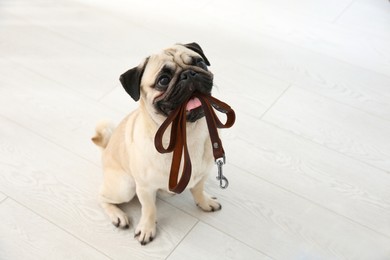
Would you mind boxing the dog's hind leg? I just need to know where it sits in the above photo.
[99,169,136,229]
[100,201,130,229]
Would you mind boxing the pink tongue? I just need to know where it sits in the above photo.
[186,97,202,111]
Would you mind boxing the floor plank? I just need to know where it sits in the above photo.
[0,16,122,100]
[167,222,270,260]
[209,3,390,78]
[0,192,6,203]
[164,164,390,259]
[1,0,167,59]
[0,60,123,165]
[214,64,290,118]
[217,36,390,121]
[262,86,390,171]
[0,199,110,260]
[336,0,390,39]
[224,113,390,237]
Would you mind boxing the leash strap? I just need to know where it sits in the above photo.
[154,93,235,193]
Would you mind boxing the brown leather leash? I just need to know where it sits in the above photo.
[154,92,235,194]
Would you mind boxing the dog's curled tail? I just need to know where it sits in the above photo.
[91,120,115,149]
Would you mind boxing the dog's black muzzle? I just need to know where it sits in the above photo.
[155,69,213,122]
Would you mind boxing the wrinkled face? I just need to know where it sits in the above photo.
[119,43,213,123]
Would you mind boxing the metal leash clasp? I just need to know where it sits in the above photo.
[216,156,229,189]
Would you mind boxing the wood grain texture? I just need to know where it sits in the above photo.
[164,164,390,259]
[214,4,390,78]
[167,222,271,260]
[0,19,120,100]
[0,199,110,260]
[336,0,390,39]
[212,34,390,121]
[263,86,390,171]
[224,113,390,237]
[0,60,123,165]
[214,63,290,119]
[0,192,6,203]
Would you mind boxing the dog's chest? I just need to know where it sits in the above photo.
[133,119,214,190]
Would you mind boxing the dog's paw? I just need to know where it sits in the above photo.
[134,221,156,245]
[108,207,130,229]
[196,195,222,212]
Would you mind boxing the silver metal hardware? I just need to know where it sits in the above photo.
[216,156,228,189]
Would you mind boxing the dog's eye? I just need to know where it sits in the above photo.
[157,75,171,88]
[197,60,208,71]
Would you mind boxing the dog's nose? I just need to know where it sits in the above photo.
[180,70,197,80]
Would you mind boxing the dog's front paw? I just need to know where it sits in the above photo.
[134,221,156,245]
[196,195,222,212]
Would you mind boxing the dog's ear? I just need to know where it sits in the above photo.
[119,58,148,101]
[183,42,210,66]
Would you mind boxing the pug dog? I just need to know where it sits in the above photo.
[92,43,221,245]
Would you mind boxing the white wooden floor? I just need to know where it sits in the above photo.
[1,0,390,259]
